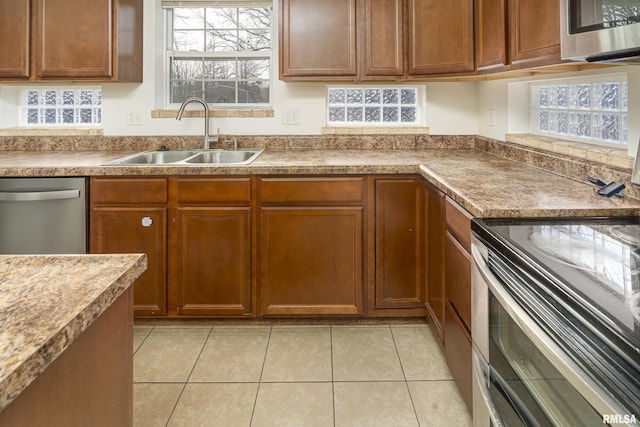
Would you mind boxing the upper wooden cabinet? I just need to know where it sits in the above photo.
[279,0,358,80]
[0,0,142,82]
[474,0,508,71]
[407,0,474,76]
[363,0,405,78]
[508,0,561,67]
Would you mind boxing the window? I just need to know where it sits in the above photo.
[530,77,628,146]
[327,86,421,126]
[20,88,102,126]
[163,1,272,107]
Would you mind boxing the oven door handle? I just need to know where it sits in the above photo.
[473,351,507,427]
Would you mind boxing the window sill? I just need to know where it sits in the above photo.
[0,128,104,137]
[322,126,430,135]
[506,133,633,169]
[151,109,274,119]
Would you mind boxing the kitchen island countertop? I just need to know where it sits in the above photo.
[0,254,146,413]
[0,147,638,217]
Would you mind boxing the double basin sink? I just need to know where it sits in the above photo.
[103,149,264,166]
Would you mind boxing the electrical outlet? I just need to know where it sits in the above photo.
[127,110,143,126]
[283,107,300,125]
[488,109,496,128]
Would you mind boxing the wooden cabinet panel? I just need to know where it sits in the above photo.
[374,179,424,310]
[176,177,251,204]
[90,207,167,316]
[0,0,30,78]
[445,231,472,330]
[91,178,168,204]
[444,300,473,412]
[445,197,472,252]
[425,182,445,342]
[259,177,364,204]
[364,0,404,78]
[279,0,358,79]
[474,0,508,71]
[508,0,561,66]
[260,207,363,315]
[408,0,474,75]
[175,207,251,316]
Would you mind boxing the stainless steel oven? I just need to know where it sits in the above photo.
[560,0,640,63]
[471,218,639,426]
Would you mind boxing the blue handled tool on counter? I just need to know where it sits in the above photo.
[587,176,625,197]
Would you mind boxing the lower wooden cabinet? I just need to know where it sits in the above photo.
[424,182,445,341]
[444,300,473,412]
[90,178,168,316]
[175,207,251,316]
[371,178,424,315]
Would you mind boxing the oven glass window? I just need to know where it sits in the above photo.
[569,0,640,33]
[489,294,603,426]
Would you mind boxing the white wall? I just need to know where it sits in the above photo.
[0,1,479,137]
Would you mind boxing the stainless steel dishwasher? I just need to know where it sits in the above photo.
[0,177,86,254]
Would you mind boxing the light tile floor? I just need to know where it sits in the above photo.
[133,323,472,427]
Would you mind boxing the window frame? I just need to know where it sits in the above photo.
[163,4,274,109]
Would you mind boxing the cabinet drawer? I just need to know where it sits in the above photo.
[445,197,472,252]
[91,178,168,204]
[445,230,472,331]
[258,177,364,204]
[444,300,472,412]
[176,177,251,203]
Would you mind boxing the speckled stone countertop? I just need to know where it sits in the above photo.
[0,254,146,413]
[0,146,638,217]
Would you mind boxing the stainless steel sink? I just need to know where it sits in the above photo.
[184,150,262,165]
[103,149,264,166]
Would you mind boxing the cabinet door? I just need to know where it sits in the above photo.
[363,0,404,78]
[0,0,30,78]
[90,207,167,316]
[475,0,508,71]
[408,0,474,75]
[175,207,252,316]
[425,183,445,342]
[36,0,112,78]
[374,180,424,310]
[260,207,363,315]
[279,0,358,79]
[508,0,560,67]
[444,300,473,412]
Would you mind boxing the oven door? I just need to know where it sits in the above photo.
[471,237,633,427]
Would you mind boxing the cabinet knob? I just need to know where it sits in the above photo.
[141,217,153,227]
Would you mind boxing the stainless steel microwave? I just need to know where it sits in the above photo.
[560,0,640,63]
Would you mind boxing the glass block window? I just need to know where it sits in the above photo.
[530,78,628,146]
[164,3,272,106]
[21,88,102,126]
[327,86,420,125]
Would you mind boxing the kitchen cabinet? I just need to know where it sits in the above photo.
[258,177,364,315]
[508,0,561,68]
[173,178,253,317]
[279,0,358,80]
[424,181,445,343]
[0,0,142,82]
[90,178,168,316]
[363,0,405,78]
[474,0,509,71]
[408,0,474,76]
[443,196,473,412]
[370,177,424,316]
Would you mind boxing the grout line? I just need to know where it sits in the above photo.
[330,325,336,427]
[249,325,272,426]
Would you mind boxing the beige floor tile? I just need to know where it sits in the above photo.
[332,326,404,381]
[133,383,184,427]
[167,383,258,427]
[334,381,419,427]
[261,326,332,382]
[391,325,453,381]
[251,382,334,427]
[189,327,271,382]
[408,381,472,427]
[133,326,153,354]
[134,328,210,382]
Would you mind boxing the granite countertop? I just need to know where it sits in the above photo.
[0,254,147,413]
[0,148,639,217]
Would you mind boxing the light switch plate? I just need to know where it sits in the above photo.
[283,107,300,125]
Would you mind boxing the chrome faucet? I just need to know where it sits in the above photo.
[176,97,217,150]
